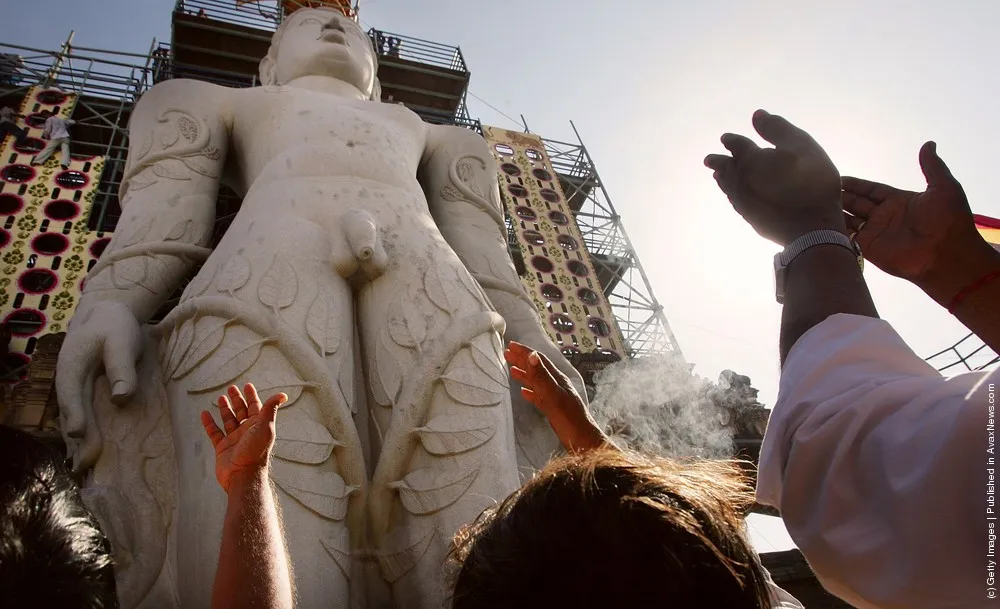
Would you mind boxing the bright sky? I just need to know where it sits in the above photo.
[6,0,998,406]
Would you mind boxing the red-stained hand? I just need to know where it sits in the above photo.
[200,383,287,493]
[504,341,606,452]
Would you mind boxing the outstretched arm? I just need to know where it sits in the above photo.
[201,384,293,609]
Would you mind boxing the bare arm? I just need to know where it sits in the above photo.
[214,469,293,609]
[202,385,293,609]
[779,244,877,364]
[922,242,1000,351]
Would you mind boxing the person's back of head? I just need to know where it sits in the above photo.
[0,425,117,609]
[450,448,772,608]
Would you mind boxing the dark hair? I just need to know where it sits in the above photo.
[0,425,118,609]
[450,448,772,608]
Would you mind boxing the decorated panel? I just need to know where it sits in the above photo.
[482,126,624,360]
[1,86,109,386]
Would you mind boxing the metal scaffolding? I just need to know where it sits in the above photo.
[541,123,683,359]
[0,37,157,233]
[925,332,999,373]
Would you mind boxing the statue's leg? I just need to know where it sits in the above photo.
[360,236,519,608]
[160,223,368,609]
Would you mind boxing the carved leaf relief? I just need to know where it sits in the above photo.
[457,265,486,304]
[258,255,298,313]
[469,333,508,389]
[124,172,156,194]
[185,264,216,299]
[320,528,352,581]
[119,219,152,249]
[164,219,191,242]
[177,116,198,142]
[423,265,455,313]
[273,470,357,521]
[159,122,180,149]
[253,381,314,410]
[152,162,191,181]
[389,466,480,515]
[164,317,195,379]
[371,332,402,407]
[457,158,484,198]
[440,184,463,202]
[415,413,496,455]
[274,416,340,464]
[173,316,231,379]
[186,334,269,393]
[378,528,435,583]
[487,254,521,287]
[305,289,341,355]
[111,258,149,290]
[440,368,505,407]
[157,330,170,370]
[338,359,356,415]
[387,290,426,350]
[215,255,251,296]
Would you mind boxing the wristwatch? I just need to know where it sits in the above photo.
[774,229,863,304]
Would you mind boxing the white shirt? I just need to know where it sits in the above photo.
[758,313,996,608]
[42,116,74,140]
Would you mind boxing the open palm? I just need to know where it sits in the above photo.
[842,142,978,282]
[200,383,287,492]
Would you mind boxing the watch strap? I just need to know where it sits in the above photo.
[776,230,859,268]
[774,230,863,304]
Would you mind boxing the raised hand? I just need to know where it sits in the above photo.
[200,383,287,493]
[504,342,606,452]
[704,110,845,245]
[842,142,991,289]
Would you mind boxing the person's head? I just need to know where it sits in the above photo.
[259,8,380,99]
[0,425,118,609]
[451,448,772,608]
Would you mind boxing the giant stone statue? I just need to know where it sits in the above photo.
[55,9,586,608]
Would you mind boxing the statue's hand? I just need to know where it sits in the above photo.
[56,300,142,473]
[200,384,287,493]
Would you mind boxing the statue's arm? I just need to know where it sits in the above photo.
[80,79,230,323]
[419,125,587,397]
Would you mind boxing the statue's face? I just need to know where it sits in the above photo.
[268,9,375,94]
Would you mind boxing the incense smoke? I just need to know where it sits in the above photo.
[589,354,736,459]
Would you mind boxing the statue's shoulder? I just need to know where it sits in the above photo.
[138,78,232,112]
[425,122,488,151]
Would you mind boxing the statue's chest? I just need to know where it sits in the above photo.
[242,91,425,157]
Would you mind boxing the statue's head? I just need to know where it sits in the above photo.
[260,8,381,100]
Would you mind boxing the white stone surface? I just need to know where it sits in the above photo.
[55,9,586,608]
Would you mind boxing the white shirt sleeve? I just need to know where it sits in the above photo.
[757,313,996,609]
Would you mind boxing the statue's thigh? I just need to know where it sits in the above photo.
[357,238,520,605]
[161,278,361,608]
